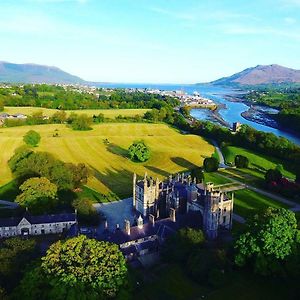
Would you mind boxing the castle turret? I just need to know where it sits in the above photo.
[137,215,143,229]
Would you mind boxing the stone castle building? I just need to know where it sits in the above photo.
[133,173,233,239]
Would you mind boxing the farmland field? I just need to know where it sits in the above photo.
[3,106,149,118]
[0,123,214,198]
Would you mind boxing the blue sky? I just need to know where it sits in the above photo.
[0,0,300,83]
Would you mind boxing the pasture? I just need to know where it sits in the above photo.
[222,145,296,179]
[0,123,214,198]
[3,106,149,118]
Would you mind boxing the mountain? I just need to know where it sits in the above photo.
[0,61,85,84]
[210,64,300,86]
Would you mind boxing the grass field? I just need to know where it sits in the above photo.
[3,106,150,118]
[222,146,296,179]
[0,123,214,198]
[233,189,289,217]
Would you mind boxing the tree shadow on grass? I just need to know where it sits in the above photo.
[90,165,134,199]
[145,165,170,178]
[106,144,129,158]
[171,157,199,170]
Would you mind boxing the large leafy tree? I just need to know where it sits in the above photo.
[23,130,41,147]
[72,197,99,225]
[162,228,205,263]
[128,140,150,162]
[0,238,36,292]
[9,149,88,190]
[69,114,92,131]
[42,236,127,295]
[235,207,300,275]
[16,177,58,213]
[203,157,219,172]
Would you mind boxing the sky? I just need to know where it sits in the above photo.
[0,0,300,83]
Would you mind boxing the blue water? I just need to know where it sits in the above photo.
[97,83,300,145]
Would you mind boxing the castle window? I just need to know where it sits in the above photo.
[223,216,226,224]
[224,208,227,213]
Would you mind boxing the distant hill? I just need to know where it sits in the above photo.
[210,64,300,86]
[0,61,85,84]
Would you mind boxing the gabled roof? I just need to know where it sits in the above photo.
[99,211,202,245]
[0,212,76,227]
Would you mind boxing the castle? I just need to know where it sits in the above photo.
[133,172,233,239]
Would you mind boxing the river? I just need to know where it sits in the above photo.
[97,83,300,145]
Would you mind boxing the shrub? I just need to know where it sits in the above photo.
[128,140,150,162]
[203,157,219,172]
[23,130,41,147]
[234,155,249,168]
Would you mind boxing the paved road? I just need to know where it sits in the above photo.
[211,140,227,168]
[233,213,246,224]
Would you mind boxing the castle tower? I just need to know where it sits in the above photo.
[133,173,137,208]
[203,186,234,240]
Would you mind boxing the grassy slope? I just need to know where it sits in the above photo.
[3,106,150,118]
[222,145,295,179]
[233,189,289,217]
[0,123,214,198]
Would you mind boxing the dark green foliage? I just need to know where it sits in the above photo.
[16,177,58,214]
[235,207,300,276]
[187,249,228,286]
[265,168,282,183]
[191,167,204,183]
[72,197,99,225]
[23,130,41,147]
[8,149,89,191]
[234,155,249,168]
[162,228,205,263]
[128,140,150,162]
[69,113,92,131]
[0,99,4,111]
[14,236,128,299]
[0,237,37,293]
[203,157,219,172]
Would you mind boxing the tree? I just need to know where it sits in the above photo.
[191,167,204,183]
[70,114,92,131]
[128,140,150,162]
[0,237,36,292]
[40,235,128,298]
[0,99,4,111]
[72,197,99,225]
[162,228,205,263]
[265,168,282,184]
[66,163,89,188]
[16,177,58,213]
[203,157,219,172]
[235,207,300,276]
[51,110,67,124]
[234,155,249,168]
[23,130,41,147]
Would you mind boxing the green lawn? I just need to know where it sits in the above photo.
[4,106,150,118]
[233,189,290,218]
[204,172,232,185]
[135,264,208,300]
[222,146,296,179]
[0,123,214,198]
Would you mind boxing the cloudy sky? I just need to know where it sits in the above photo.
[1,0,299,83]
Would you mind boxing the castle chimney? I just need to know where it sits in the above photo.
[125,219,131,235]
[116,223,120,230]
[104,220,108,230]
[170,208,176,222]
[149,214,155,226]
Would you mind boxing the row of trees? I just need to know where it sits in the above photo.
[0,85,180,110]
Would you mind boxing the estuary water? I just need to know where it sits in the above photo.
[97,83,300,145]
